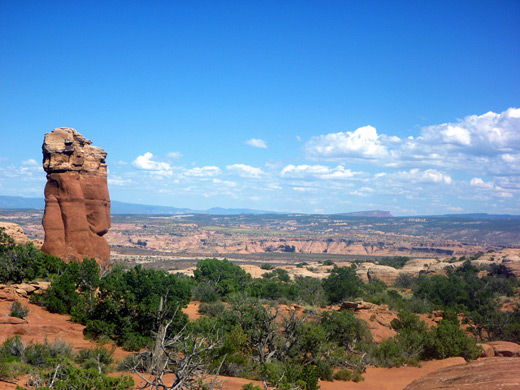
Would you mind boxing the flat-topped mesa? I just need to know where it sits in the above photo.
[41,128,111,270]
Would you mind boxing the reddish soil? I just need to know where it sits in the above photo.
[127,358,468,390]
[0,295,128,361]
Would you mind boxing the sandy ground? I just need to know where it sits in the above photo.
[126,357,467,390]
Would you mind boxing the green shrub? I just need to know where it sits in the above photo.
[377,256,409,269]
[315,359,334,381]
[0,232,65,284]
[192,283,220,303]
[120,332,150,352]
[260,263,274,270]
[75,346,114,374]
[242,383,262,390]
[423,317,481,361]
[0,336,25,359]
[10,300,29,319]
[194,258,251,298]
[322,265,363,304]
[85,320,117,340]
[321,310,371,347]
[333,369,352,381]
[39,359,134,389]
[0,360,27,380]
[394,273,416,289]
[198,302,226,317]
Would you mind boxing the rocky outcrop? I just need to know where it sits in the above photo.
[367,265,401,285]
[41,128,111,269]
[0,222,30,245]
[486,341,520,357]
[404,357,520,389]
[0,282,49,301]
[502,255,520,277]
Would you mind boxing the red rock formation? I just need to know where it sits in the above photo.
[41,128,111,269]
[486,341,520,357]
[403,357,520,390]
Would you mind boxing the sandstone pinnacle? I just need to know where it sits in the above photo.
[41,127,111,269]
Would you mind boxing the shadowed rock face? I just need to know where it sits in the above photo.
[41,128,110,269]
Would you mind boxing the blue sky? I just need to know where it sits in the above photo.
[1,1,519,215]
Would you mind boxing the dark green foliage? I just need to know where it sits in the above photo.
[0,232,66,284]
[364,279,387,295]
[36,261,191,350]
[260,263,274,270]
[370,310,481,366]
[263,268,291,282]
[194,258,251,298]
[84,320,117,340]
[322,265,363,304]
[90,265,191,349]
[198,301,226,317]
[242,383,262,390]
[192,282,220,302]
[75,346,114,374]
[411,260,520,342]
[0,228,15,248]
[377,256,409,269]
[468,305,520,343]
[423,316,481,360]
[0,337,73,369]
[333,369,353,381]
[35,259,100,317]
[10,300,29,319]
[394,273,416,289]
[0,337,131,388]
[320,310,371,347]
[37,359,134,389]
[294,276,327,307]
[322,259,334,266]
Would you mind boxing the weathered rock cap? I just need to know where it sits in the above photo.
[42,127,107,176]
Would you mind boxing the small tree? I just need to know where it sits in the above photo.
[124,298,224,390]
[10,300,29,319]
[322,266,363,304]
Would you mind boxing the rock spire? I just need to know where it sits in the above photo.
[41,128,111,269]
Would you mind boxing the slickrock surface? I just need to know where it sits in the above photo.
[41,128,111,269]
[485,341,520,357]
[403,357,520,390]
[0,222,30,245]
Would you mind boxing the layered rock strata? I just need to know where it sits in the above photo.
[41,128,111,269]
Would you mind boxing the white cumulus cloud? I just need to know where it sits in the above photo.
[470,177,493,188]
[304,125,389,160]
[245,138,267,148]
[133,152,171,173]
[396,169,452,184]
[280,164,357,180]
[226,164,264,178]
[21,159,38,166]
[184,166,222,177]
[303,108,520,175]
[166,151,183,160]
